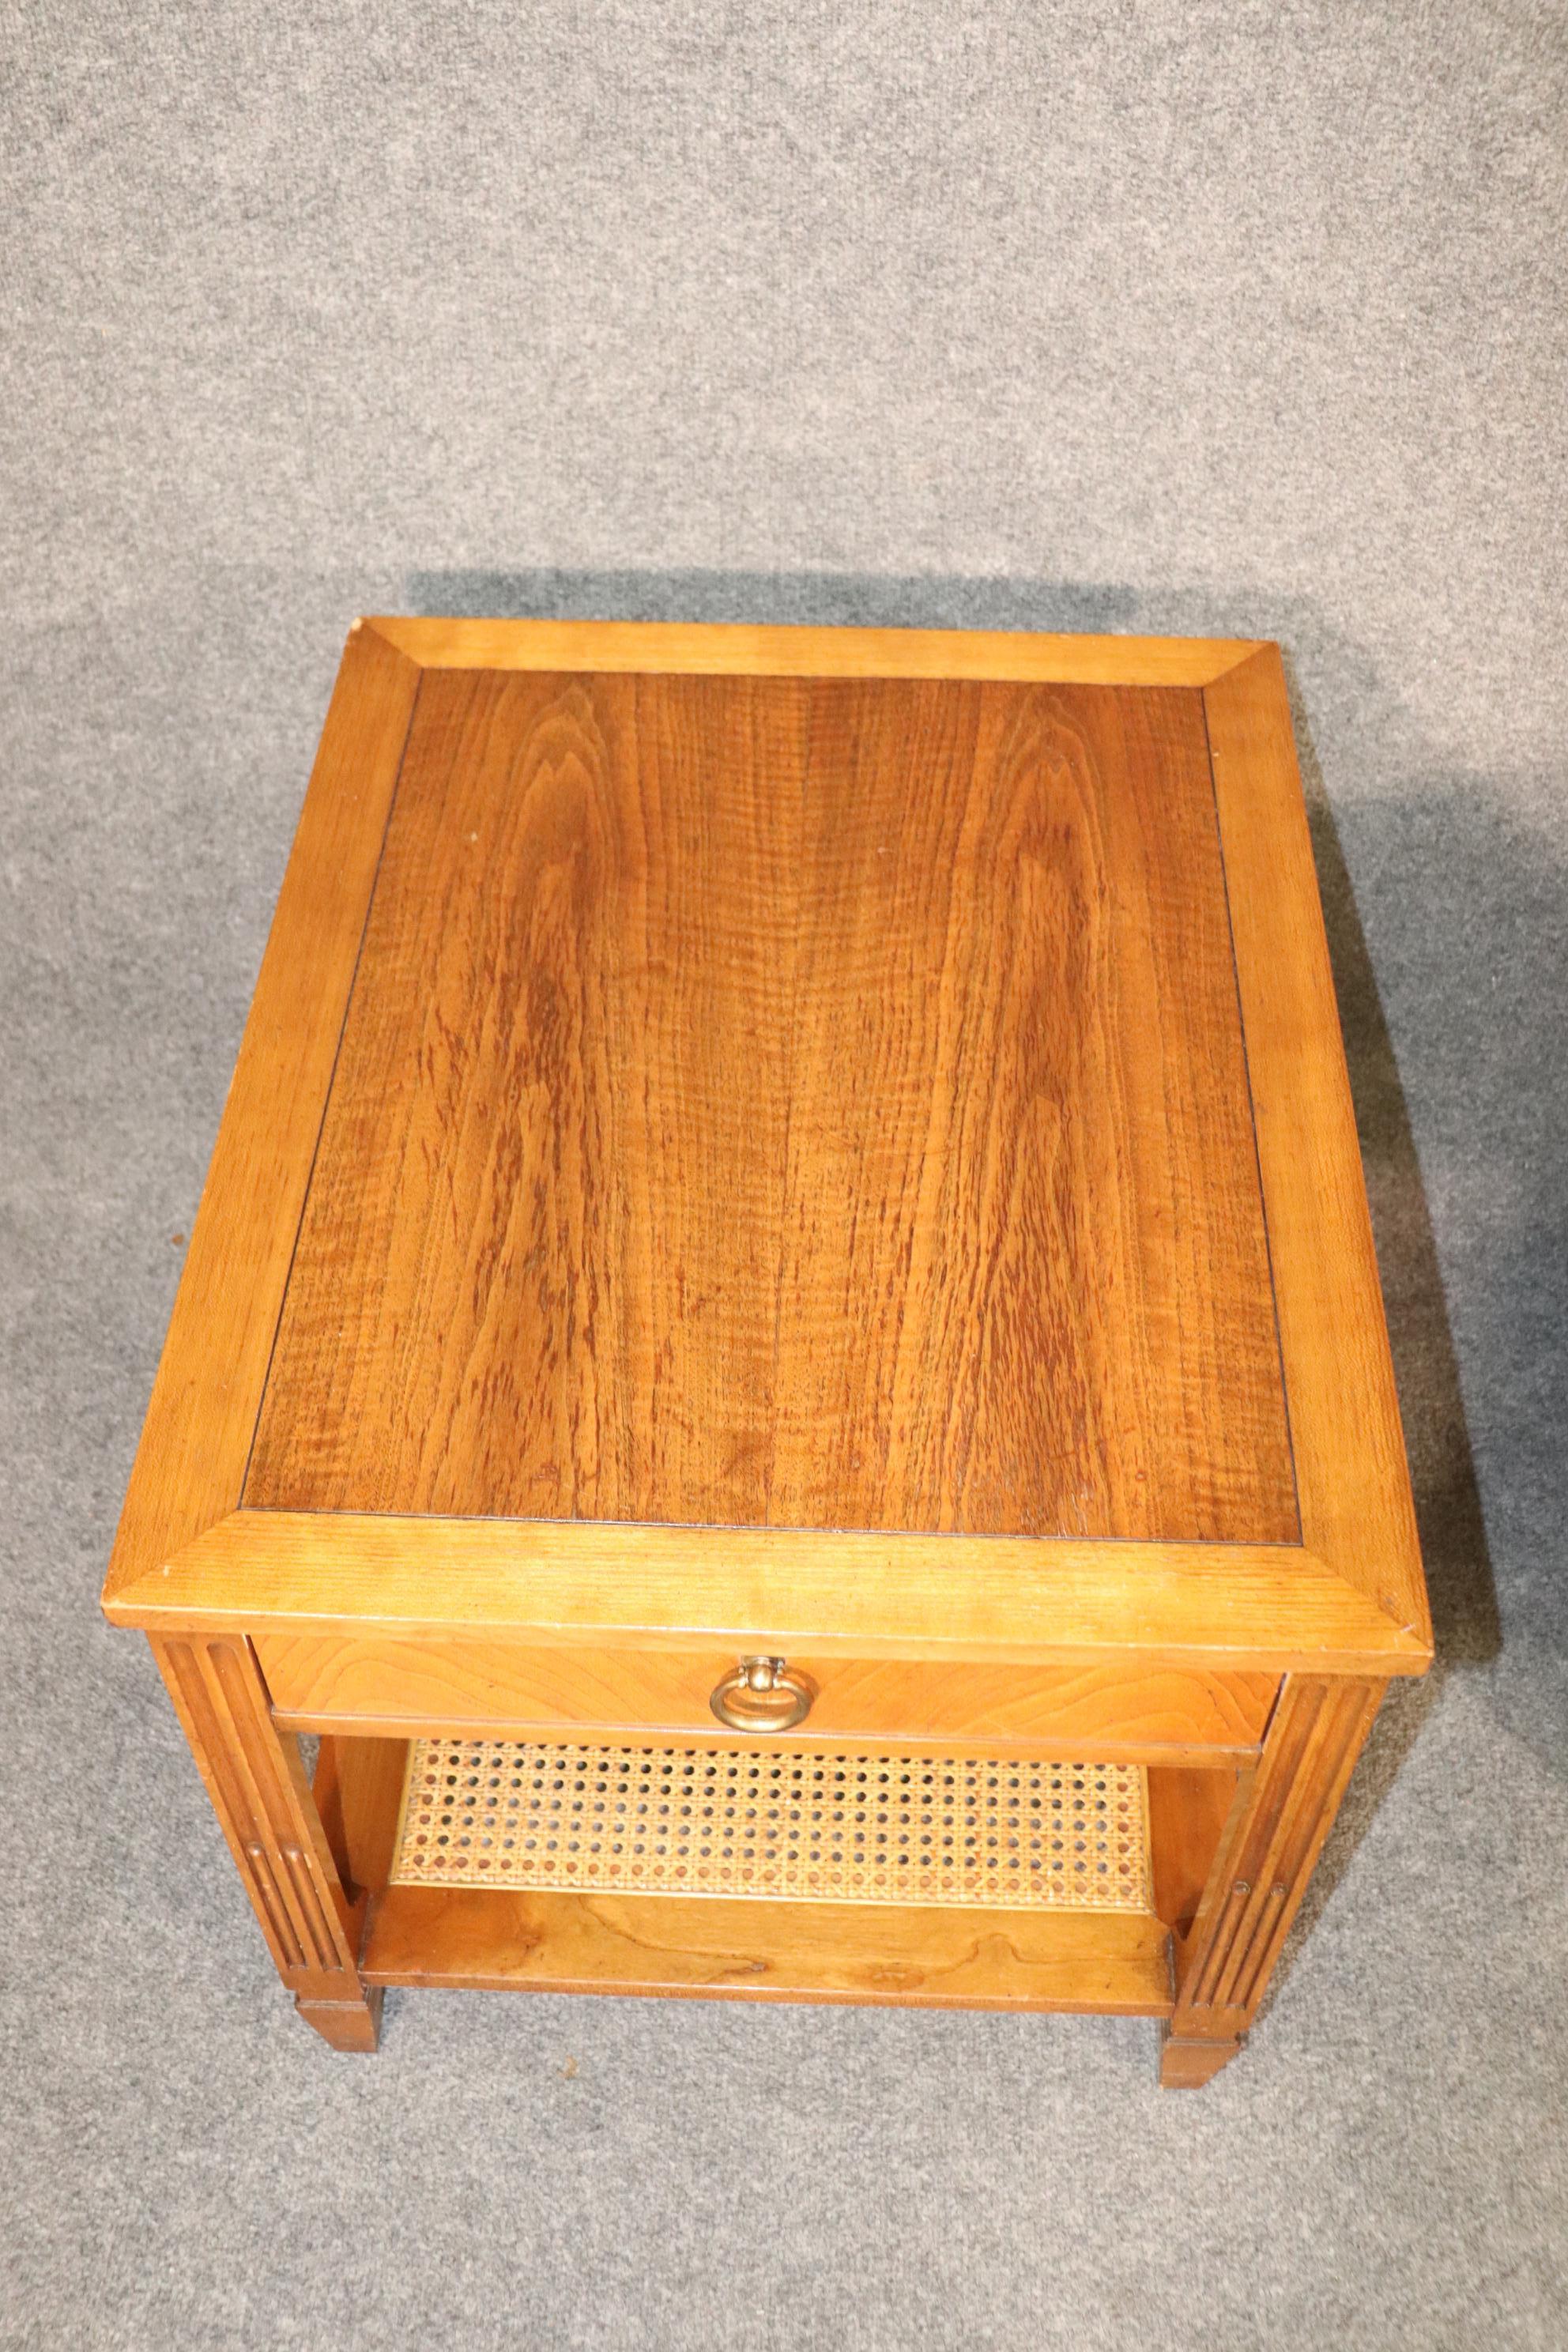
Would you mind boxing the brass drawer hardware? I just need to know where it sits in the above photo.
[709,1656,817,1732]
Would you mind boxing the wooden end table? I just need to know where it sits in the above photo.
[103,620,1430,2084]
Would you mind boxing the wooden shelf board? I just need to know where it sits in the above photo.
[360,1885,1174,2015]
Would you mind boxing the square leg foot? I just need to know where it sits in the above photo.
[1159,2029,1243,2088]
[296,1988,384,2052]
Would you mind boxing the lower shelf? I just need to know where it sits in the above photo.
[390,1736,1154,1912]
[361,1885,1174,2014]
[363,1735,1172,2015]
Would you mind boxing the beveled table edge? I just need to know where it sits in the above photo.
[104,1508,1431,1675]
[357,615,1265,684]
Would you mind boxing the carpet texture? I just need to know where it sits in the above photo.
[2,6,1566,2348]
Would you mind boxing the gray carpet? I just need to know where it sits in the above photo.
[3,5,1566,2347]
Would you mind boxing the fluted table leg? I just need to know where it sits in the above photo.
[1160,1675,1384,2086]
[151,1632,383,2052]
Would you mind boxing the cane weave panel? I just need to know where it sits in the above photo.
[391,1739,1153,1912]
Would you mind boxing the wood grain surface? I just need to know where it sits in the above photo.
[254,1632,1278,1757]
[361,1885,1174,2012]
[1159,1671,1385,2082]
[1204,647,1427,1645]
[245,668,1296,1545]
[362,614,1256,686]
[101,622,420,1604]
[149,1633,382,2049]
[104,1508,1427,1672]
[100,620,1431,2069]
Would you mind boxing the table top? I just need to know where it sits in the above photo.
[104,621,1430,1675]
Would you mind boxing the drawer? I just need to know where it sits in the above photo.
[256,1634,1276,1760]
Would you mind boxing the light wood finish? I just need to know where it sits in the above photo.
[312,1734,407,1900]
[360,616,1257,686]
[247,669,1293,1545]
[102,623,419,1608]
[101,620,1430,2076]
[102,622,1427,1678]
[149,1634,381,2050]
[110,1510,1423,1672]
[1204,647,1428,1649]
[1148,1763,1249,1944]
[257,1634,1276,1758]
[292,1996,383,2054]
[1158,2035,1242,2090]
[1159,1673,1384,2085]
[362,1886,1174,2012]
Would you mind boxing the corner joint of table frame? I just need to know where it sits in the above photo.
[1197,639,1280,687]
[1297,1540,1433,1670]
[100,1507,252,1627]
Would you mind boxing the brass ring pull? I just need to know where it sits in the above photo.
[709,1656,816,1733]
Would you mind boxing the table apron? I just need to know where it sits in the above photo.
[253,1634,1279,1762]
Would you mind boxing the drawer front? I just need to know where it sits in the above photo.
[256,1634,1276,1759]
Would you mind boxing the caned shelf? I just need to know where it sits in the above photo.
[390,1737,1155,1913]
[364,1740,1171,2014]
